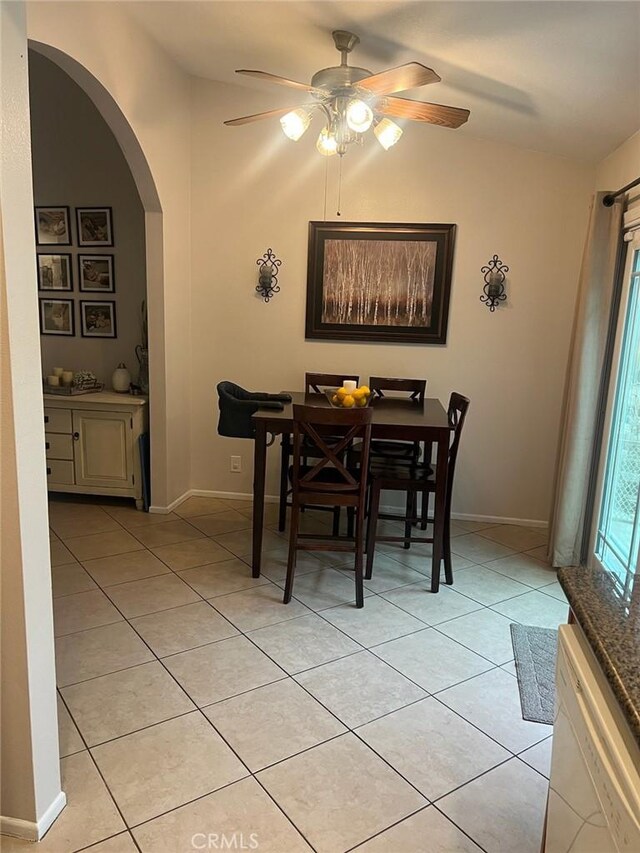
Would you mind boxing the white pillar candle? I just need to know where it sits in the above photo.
[52,367,64,377]
[343,380,357,393]
[47,375,60,387]
[62,371,74,386]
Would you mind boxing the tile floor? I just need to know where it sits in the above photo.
[2,496,568,853]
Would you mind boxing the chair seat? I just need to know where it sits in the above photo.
[369,460,435,485]
[371,439,417,458]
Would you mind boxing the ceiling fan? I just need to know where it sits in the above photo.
[224,30,470,156]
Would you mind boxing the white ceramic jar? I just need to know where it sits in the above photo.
[112,363,131,393]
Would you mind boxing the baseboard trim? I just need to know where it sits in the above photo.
[149,490,192,514]
[1,791,66,841]
[451,512,548,529]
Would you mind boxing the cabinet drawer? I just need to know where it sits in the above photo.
[45,434,74,461]
[44,408,72,434]
[46,459,75,485]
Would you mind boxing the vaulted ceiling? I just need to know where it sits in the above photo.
[126,0,640,162]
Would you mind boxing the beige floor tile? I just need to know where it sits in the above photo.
[222,498,253,510]
[449,564,533,606]
[358,697,509,800]
[258,549,326,584]
[491,590,569,630]
[133,777,311,852]
[321,596,425,647]
[57,694,85,757]
[204,678,346,771]
[435,608,516,664]
[163,635,285,706]
[82,550,171,587]
[479,524,548,552]
[102,506,180,528]
[189,509,252,537]
[380,542,476,574]
[56,622,154,687]
[257,734,426,853]
[129,519,203,548]
[287,568,375,611]
[80,834,139,852]
[381,584,482,626]
[173,495,229,517]
[539,580,568,603]
[526,545,551,562]
[519,736,553,778]
[150,537,233,570]
[0,752,124,852]
[209,583,311,631]
[105,573,200,618]
[501,659,518,676]
[483,553,558,588]
[451,533,516,563]
[449,519,496,534]
[358,805,482,852]
[372,628,494,693]
[50,538,78,567]
[92,712,247,826]
[438,668,551,753]
[341,552,431,594]
[212,528,285,558]
[178,558,269,598]
[296,650,425,728]
[50,506,120,540]
[54,589,123,637]
[61,661,194,746]
[438,758,548,853]
[130,601,239,657]
[64,530,144,562]
[52,563,98,598]
[248,613,360,674]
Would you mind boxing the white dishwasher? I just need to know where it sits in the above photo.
[545,624,640,853]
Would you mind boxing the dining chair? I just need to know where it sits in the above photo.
[368,376,427,463]
[284,403,373,608]
[365,392,470,593]
[277,372,360,534]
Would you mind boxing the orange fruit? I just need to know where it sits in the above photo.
[359,385,370,396]
[356,396,368,407]
[353,388,365,400]
[342,394,355,408]
[336,387,347,400]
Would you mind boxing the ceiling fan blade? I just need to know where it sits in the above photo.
[224,105,317,126]
[356,62,441,96]
[236,70,327,96]
[379,97,470,128]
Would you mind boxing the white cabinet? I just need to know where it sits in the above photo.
[44,391,148,508]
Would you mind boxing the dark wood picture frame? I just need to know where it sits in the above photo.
[80,300,117,338]
[76,207,114,247]
[306,221,456,345]
[34,206,71,246]
[78,254,115,293]
[37,253,73,291]
[39,298,75,336]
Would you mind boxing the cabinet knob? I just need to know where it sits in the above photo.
[73,432,80,440]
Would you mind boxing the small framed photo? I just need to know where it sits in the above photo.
[39,298,74,336]
[77,207,113,246]
[38,254,73,291]
[35,206,71,246]
[80,300,117,338]
[78,254,115,292]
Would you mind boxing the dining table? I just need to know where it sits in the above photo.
[251,391,453,591]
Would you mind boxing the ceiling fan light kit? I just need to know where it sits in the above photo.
[225,30,470,158]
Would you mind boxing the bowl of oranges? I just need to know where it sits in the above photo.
[326,385,371,408]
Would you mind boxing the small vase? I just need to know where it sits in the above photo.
[112,363,131,393]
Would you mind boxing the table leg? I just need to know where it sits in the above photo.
[252,422,267,578]
[431,435,449,593]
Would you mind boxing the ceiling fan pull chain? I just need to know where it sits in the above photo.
[337,156,343,217]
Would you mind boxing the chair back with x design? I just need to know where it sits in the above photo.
[305,373,360,394]
[369,376,426,403]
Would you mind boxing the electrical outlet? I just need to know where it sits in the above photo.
[230,455,242,473]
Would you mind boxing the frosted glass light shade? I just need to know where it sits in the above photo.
[346,99,373,133]
[374,118,403,150]
[280,109,311,141]
[317,127,338,156]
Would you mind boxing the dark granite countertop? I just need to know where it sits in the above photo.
[559,565,640,746]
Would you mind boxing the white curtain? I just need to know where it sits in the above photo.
[548,191,624,567]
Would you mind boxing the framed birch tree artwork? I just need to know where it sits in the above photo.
[305,222,456,344]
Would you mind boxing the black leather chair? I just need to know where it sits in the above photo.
[217,381,291,439]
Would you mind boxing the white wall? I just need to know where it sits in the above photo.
[30,51,146,387]
[190,79,595,523]
[595,129,640,191]
[27,0,192,508]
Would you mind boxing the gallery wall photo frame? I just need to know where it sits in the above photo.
[305,221,456,345]
[80,300,117,338]
[78,254,115,293]
[76,207,114,247]
[39,298,75,336]
[35,206,72,246]
[38,253,73,291]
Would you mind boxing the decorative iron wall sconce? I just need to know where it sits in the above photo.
[256,248,282,303]
[480,254,509,312]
